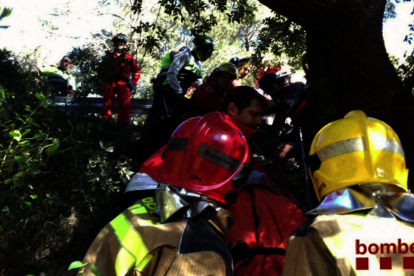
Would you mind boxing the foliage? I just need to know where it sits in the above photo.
[251,15,306,73]
[391,50,414,94]
[0,7,12,29]
[127,0,306,76]
[0,48,135,275]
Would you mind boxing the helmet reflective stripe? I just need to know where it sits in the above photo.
[110,213,150,275]
[317,137,366,162]
[315,137,405,163]
[374,138,405,157]
[197,143,242,173]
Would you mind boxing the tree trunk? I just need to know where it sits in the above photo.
[258,0,414,189]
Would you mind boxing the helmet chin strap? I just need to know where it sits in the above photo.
[192,47,202,61]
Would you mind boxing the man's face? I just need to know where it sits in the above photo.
[60,58,72,71]
[302,61,309,75]
[218,72,235,90]
[238,66,251,79]
[114,40,126,52]
[228,99,264,129]
[283,78,290,87]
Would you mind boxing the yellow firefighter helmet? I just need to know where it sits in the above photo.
[309,110,408,201]
[217,63,239,79]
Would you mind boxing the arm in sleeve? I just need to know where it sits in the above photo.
[166,51,191,95]
[131,57,141,84]
[266,86,302,132]
[41,69,58,78]
[282,229,338,276]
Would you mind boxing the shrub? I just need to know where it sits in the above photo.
[0,48,135,276]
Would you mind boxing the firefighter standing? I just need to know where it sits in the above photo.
[145,35,216,127]
[283,110,414,275]
[99,34,141,124]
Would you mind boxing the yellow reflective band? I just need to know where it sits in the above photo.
[110,213,149,276]
[317,137,366,162]
[136,254,153,273]
[129,204,148,215]
[115,247,136,275]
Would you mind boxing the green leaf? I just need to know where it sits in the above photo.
[22,129,30,136]
[46,145,58,155]
[30,195,37,200]
[25,105,31,111]
[35,93,45,100]
[28,185,33,189]
[99,140,105,149]
[52,138,60,149]
[9,130,21,141]
[106,146,114,152]
[91,265,103,276]
[68,261,88,270]
[2,206,9,212]
[0,8,13,19]
[14,156,28,162]
[4,179,12,184]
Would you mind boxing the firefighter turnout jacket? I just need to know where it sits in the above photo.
[77,197,234,276]
[156,48,202,95]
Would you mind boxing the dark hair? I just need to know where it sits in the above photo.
[301,53,308,65]
[171,99,201,117]
[221,86,268,113]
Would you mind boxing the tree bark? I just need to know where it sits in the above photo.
[258,0,414,189]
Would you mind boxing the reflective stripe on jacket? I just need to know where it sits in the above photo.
[159,48,202,94]
[78,197,234,276]
[42,67,75,94]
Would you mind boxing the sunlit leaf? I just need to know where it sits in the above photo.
[35,93,45,100]
[9,130,21,141]
[68,261,88,270]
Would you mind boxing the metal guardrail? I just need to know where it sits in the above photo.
[50,97,153,116]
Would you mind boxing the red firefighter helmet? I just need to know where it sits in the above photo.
[159,112,251,204]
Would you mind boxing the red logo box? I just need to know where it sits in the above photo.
[356,257,369,270]
[380,257,392,270]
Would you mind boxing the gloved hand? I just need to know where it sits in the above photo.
[126,77,136,91]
